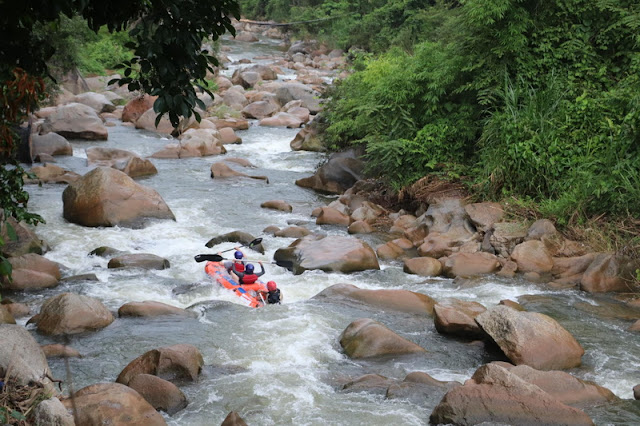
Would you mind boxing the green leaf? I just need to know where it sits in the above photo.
[10,410,26,421]
[0,257,12,278]
[6,222,17,241]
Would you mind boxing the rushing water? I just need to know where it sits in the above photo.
[16,36,640,425]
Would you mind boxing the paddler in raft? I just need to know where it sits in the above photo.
[220,249,246,281]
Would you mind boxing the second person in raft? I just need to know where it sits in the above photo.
[234,262,265,285]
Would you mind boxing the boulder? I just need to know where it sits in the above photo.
[205,231,265,254]
[475,305,584,370]
[295,151,364,194]
[403,257,442,277]
[242,100,278,119]
[1,301,28,317]
[274,226,311,238]
[219,127,242,144]
[72,92,116,113]
[221,411,248,426]
[490,222,529,257]
[440,252,501,278]
[260,200,292,212]
[526,219,557,241]
[511,240,554,273]
[580,253,640,293]
[122,95,157,123]
[32,397,75,426]
[339,318,426,358]
[316,206,351,226]
[31,132,72,157]
[27,163,80,184]
[290,121,325,152]
[0,216,48,257]
[86,147,158,178]
[433,299,487,339]
[464,202,504,232]
[313,283,435,316]
[4,253,60,290]
[40,103,108,140]
[108,253,170,270]
[62,167,175,228]
[342,374,398,395]
[41,344,82,358]
[498,362,618,406]
[34,293,114,335]
[274,82,322,113]
[420,198,475,235]
[348,220,373,234]
[118,301,195,318]
[551,253,596,279]
[236,64,278,81]
[116,344,204,386]
[210,162,268,182]
[259,112,303,128]
[0,325,56,393]
[128,374,188,415]
[63,382,167,425]
[176,128,226,157]
[135,108,177,135]
[273,235,379,275]
[208,117,249,130]
[386,372,461,406]
[430,363,594,425]
[222,87,249,110]
[0,305,15,323]
[376,241,405,260]
[350,201,386,224]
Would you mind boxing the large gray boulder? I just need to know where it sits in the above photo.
[62,167,175,228]
[430,363,594,425]
[72,92,116,113]
[34,293,114,335]
[0,325,56,394]
[31,132,72,157]
[295,151,364,194]
[475,306,584,370]
[40,103,108,140]
[62,383,167,425]
[275,82,323,113]
[274,235,379,275]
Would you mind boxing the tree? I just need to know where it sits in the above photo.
[0,0,240,280]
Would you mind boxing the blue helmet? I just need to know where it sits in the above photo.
[234,251,243,260]
[245,263,254,273]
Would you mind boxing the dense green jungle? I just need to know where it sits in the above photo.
[240,0,640,249]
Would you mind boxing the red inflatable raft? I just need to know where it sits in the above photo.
[204,261,268,308]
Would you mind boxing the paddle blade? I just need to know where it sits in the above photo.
[249,237,263,247]
[194,254,224,263]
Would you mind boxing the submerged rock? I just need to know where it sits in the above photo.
[313,283,435,316]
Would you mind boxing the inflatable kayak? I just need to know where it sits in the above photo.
[204,261,267,308]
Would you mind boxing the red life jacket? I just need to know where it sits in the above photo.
[233,261,245,273]
[240,273,259,284]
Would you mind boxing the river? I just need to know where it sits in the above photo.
[19,35,640,425]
